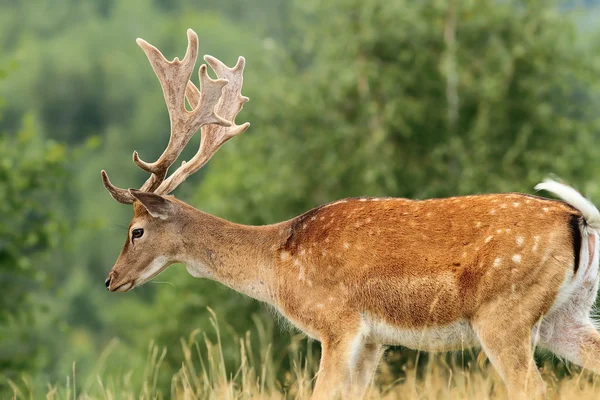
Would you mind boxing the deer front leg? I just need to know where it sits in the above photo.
[347,342,382,399]
[312,330,376,400]
[312,337,352,400]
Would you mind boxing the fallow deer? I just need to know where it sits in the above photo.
[102,29,600,399]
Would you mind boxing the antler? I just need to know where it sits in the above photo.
[155,56,250,195]
[101,29,249,204]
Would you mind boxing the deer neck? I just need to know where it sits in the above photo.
[177,207,287,305]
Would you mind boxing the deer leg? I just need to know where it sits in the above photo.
[539,318,600,373]
[346,342,382,399]
[576,328,600,373]
[473,316,546,399]
[311,331,374,400]
[537,230,600,372]
[311,337,352,400]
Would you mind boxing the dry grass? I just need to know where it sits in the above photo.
[8,311,600,399]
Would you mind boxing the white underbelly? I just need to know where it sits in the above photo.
[364,315,480,352]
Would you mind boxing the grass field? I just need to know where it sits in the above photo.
[8,311,600,399]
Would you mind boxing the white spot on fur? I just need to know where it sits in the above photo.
[323,200,347,208]
[359,198,367,202]
[475,221,482,228]
[532,236,540,252]
[541,247,552,264]
[500,203,507,209]
[512,254,522,263]
[493,258,502,267]
[490,209,497,215]
[513,202,520,207]
[485,236,493,243]
[300,249,306,255]
[344,242,350,249]
[516,236,524,247]
[496,229,503,234]
[543,207,549,213]
[280,252,290,261]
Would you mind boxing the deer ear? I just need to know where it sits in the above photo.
[129,189,173,219]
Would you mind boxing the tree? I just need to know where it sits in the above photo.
[198,0,600,220]
[0,111,68,383]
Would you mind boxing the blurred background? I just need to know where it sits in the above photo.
[2,0,600,397]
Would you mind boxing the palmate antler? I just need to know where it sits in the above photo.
[101,29,249,204]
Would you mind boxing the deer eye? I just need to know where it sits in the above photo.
[132,228,144,240]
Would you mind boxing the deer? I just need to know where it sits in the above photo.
[102,29,600,399]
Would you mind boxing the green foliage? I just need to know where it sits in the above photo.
[198,0,600,227]
[0,116,67,313]
[1,0,600,396]
[0,113,68,380]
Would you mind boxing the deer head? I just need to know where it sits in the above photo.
[102,29,249,291]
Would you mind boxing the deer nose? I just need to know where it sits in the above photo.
[105,276,112,290]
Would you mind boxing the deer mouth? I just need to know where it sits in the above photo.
[112,281,134,292]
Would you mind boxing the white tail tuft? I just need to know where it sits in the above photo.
[534,179,600,231]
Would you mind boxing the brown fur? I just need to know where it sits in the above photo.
[276,194,575,331]
[105,191,585,399]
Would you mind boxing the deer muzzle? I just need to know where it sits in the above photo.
[105,270,133,292]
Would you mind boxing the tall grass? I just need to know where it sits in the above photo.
[7,310,600,399]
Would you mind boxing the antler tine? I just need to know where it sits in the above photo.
[101,170,135,204]
[102,29,233,202]
[156,56,250,195]
[134,29,231,192]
